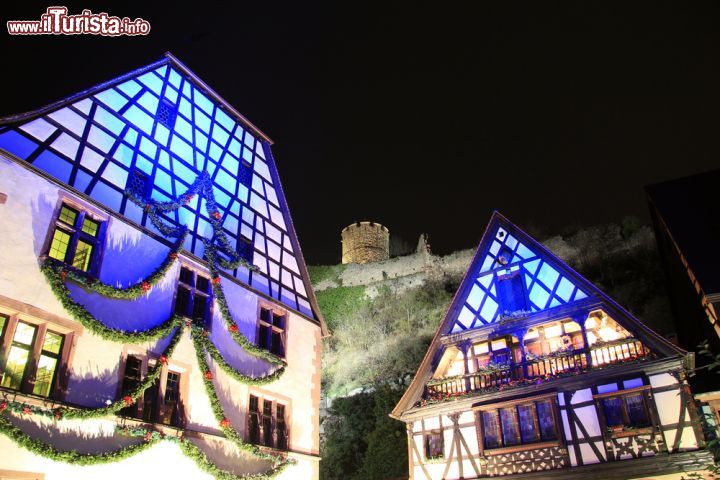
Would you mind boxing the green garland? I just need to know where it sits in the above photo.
[0,326,183,421]
[189,328,287,467]
[191,326,284,386]
[119,426,292,480]
[49,230,187,300]
[125,171,257,273]
[205,249,283,368]
[0,415,158,465]
[42,260,184,343]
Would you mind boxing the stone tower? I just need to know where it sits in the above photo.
[341,221,390,264]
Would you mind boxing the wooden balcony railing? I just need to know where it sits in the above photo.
[425,339,651,400]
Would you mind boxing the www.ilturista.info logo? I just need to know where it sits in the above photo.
[7,7,151,36]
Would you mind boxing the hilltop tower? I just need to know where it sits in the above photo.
[341,221,390,264]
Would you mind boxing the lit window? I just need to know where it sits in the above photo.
[174,267,211,326]
[247,394,288,450]
[47,204,104,274]
[424,431,444,459]
[0,320,64,398]
[479,398,558,450]
[257,307,286,358]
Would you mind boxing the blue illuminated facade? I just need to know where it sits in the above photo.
[452,219,588,332]
[0,53,317,319]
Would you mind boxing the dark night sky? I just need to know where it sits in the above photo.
[2,2,719,264]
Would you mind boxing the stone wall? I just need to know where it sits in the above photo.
[316,234,475,297]
[341,222,390,264]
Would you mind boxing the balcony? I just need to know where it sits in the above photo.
[423,338,652,403]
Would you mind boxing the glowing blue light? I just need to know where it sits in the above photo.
[123,105,154,135]
[194,90,214,115]
[211,124,230,146]
[33,150,72,182]
[137,92,160,115]
[94,107,125,135]
[117,80,142,98]
[169,134,193,162]
[95,89,129,112]
[137,72,164,95]
[0,131,37,159]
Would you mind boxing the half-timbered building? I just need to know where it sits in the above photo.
[392,212,711,480]
[0,53,325,480]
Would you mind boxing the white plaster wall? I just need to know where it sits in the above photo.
[649,373,687,452]
[0,157,321,477]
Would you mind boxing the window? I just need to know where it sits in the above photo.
[47,204,103,273]
[32,331,63,397]
[246,394,288,450]
[120,355,142,417]
[276,404,288,450]
[478,398,558,451]
[248,395,261,444]
[263,399,274,447]
[161,371,182,426]
[0,321,64,398]
[257,307,286,358]
[175,267,211,326]
[598,389,652,431]
[424,431,444,459]
[122,356,184,427]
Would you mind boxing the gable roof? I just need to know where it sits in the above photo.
[392,211,685,418]
[0,52,327,335]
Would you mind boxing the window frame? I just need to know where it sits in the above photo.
[424,430,445,460]
[246,393,289,451]
[593,385,655,438]
[0,303,79,400]
[256,304,287,359]
[174,265,212,327]
[45,200,106,276]
[474,393,563,455]
[117,350,188,428]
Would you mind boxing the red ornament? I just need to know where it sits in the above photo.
[122,395,134,406]
[144,431,152,442]
[212,211,221,220]
[54,408,63,420]
[184,194,194,205]
[144,203,152,212]
[202,330,209,337]
[60,270,67,282]
[220,418,231,428]
[159,355,168,365]
[0,401,7,413]
[185,319,192,328]
[204,371,214,380]
[141,281,151,292]
[169,252,178,260]
[229,324,238,333]
[22,406,32,415]
[212,276,221,285]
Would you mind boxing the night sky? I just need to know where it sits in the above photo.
[2,2,719,264]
